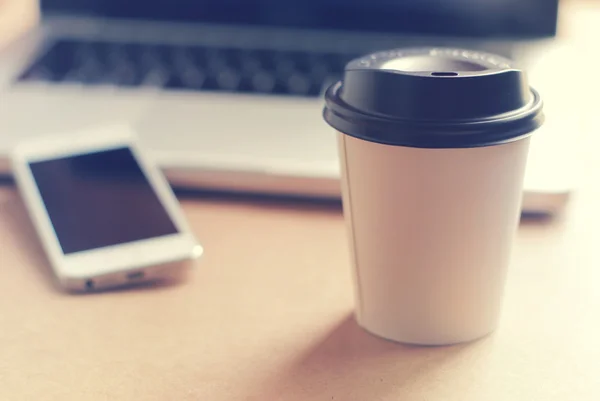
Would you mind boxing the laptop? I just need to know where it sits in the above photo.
[0,0,572,215]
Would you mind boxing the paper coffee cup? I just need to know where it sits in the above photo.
[323,48,544,345]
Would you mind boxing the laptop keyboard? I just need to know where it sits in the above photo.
[16,39,361,97]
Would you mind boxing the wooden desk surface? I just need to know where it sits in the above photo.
[2,2,600,400]
[1,178,600,400]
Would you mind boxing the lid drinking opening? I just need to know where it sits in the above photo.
[431,72,459,76]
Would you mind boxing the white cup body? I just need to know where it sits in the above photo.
[338,132,531,345]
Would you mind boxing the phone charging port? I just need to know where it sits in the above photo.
[126,271,145,281]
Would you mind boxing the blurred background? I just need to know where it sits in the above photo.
[0,0,562,88]
[0,0,595,210]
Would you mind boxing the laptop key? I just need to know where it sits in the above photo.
[251,71,276,93]
[171,47,195,69]
[106,44,130,67]
[108,64,138,86]
[286,73,312,95]
[308,59,330,80]
[216,68,241,91]
[140,67,171,88]
[73,42,99,69]
[275,57,296,78]
[240,53,262,75]
[179,67,206,89]
[48,40,78,79]
[139,46,164,70]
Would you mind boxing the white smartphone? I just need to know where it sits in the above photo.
[11,124,203,292]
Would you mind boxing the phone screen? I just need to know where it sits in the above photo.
[28,147,179,255]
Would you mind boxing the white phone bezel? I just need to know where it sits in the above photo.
[11,124,202,287]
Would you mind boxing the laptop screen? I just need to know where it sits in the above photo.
[42,0,559,39]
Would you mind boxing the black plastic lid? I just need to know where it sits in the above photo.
[323,48,544,148]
